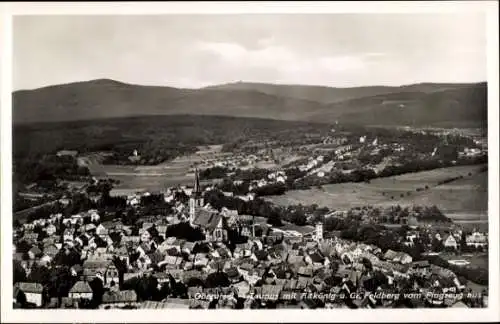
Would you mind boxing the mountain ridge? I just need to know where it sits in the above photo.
[12,79,487,127]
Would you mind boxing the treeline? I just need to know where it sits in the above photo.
[289,156,486,192]
[14,154,91,187]
[13,194,57,213]
[14,115,331,166]
[232,168,270,182]
[101,142,197,166]
[251,183,287,197]
[423,255,488,286]
[286,168,377,191]
[200,167,231,180]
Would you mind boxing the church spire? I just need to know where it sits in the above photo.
[194,167,201,195]
[190,167,204,224]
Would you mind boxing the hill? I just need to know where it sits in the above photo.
[320,83,487,128]
[13,79,487,127]
[203,81,396,104]
[203,81,475,104]
[12,79,326,124]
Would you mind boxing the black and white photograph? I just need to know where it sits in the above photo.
[1,1,499,323]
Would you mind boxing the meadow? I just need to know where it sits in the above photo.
[266,164,487,223]
[83,145,225,191]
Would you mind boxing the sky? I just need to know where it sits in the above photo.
[13,14,487,90]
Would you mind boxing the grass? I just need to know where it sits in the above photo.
[85,146,225,191]
[266,165,487,222]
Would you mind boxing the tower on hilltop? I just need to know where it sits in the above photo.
[189,168,204,224]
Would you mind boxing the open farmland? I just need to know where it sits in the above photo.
[82,145,225,191]
[266,164,487,223]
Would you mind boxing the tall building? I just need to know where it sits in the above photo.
[189,168,204,224]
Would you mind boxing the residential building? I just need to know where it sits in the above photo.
[443,234,459,250]
[15,282,44,307]
[68,281,93,300]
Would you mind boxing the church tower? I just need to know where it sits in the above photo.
[189,168,204,224]
[315,222,323,242]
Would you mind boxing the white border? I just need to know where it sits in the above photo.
[1,1,499,323]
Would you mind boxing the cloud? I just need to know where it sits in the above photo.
[13,14,488,90]
[195,40,370,85]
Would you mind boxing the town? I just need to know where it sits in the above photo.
[12,124,489,310]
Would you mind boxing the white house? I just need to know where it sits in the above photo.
[16,282,44,307]
[276,175,286,183]
[128,196,140,207]
[466,232,488,248]
[140,230,151,243]
[443,234,459,250]
[89,210,100,222]
[45,224,57,236]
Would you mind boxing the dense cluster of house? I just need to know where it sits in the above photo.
[12,171,487,310]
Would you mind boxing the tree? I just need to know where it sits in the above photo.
[47,266,75,300]
[205,272,230,288]
[15,290,27,307]
[53,248,81,267]
[89,277,104,308]
[266,212,283,227]
[13,260,27,283]
[28,264,51,285]
[15,240,32,254]
[361,257,373,271]
[154,282,171,301]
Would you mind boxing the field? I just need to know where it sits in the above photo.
[82,146,226,191]
[266,164,488,224]
[441,253,489,270]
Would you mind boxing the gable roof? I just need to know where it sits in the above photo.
[163,255,182,266]
[69,281,93,294]
[183,241,196,250]
[16,282,44,293]
[412,260,430,268]
[308,251,325,263]
[29,246,42,256]
[102,290,137,304]
[43,244,59,255]
[254,250,269,261]
[287,255,305,265]
[192,209,224,231]
[444,234,457,243]
[297,266,314,277]
[261,284,283,301]
[83,259,112,269]
[384,249,398,260]
[183,270,207,282]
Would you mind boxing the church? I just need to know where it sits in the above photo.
[188,169,229,243]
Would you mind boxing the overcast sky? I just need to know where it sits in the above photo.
[13,14,487,90]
